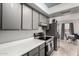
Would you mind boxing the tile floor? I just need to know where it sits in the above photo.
[51,39,79,56]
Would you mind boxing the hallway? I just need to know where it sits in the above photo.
[51,39,79,56]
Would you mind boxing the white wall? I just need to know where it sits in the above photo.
[49,13,79,37]
[50,13,79,22]
[0,26,43,44]
[73,20,79,34]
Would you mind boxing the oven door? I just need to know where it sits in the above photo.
[45,40,54,56]
[45,42,52,56]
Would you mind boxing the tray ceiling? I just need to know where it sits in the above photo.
[45,3,61,8]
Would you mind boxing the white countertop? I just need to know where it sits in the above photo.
[0,37,45,56]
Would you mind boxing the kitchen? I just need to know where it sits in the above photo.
[0,3,58,56]
[0,3,79,56]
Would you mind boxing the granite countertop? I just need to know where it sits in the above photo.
[0,37,45,56]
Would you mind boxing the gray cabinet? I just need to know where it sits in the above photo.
[33,10,39,29]
[34,53,39,56]
[29,47,38,56]
[28,43,45,56]
[2,3,21,29]
[22,53,28,56]
[23,4,32,29]
[22,43,45,56]
[39,43,45,56]
[40,43,45,49]
[40,14,47,24]
[0,3,2,28]
[39,48,45,56]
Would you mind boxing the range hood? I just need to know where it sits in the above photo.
[39,22,48,27]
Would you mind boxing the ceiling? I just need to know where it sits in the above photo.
[27,3,79,18]
[45,3,61,8]
[49,6,79,17]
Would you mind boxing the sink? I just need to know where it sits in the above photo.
[38,37,52,40]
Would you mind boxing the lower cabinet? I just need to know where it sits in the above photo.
[39,48,45,56]
[34,53,39,56]
[22,43,45,56]
[22,53,28,56]
[29,47,38,56]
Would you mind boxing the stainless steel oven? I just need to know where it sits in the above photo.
[45,36,54,56]
[34,32,54,56]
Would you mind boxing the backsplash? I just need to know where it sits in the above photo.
[0,27,43,44]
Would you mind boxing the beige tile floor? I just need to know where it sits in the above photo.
[51,39,79,56]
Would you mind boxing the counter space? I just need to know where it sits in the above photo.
[0,37,45,56]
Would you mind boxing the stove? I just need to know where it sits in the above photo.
[38,36,54,56]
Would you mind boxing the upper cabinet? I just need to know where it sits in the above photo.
[1,3,48,30]
[22,4,32,29]
[40,14,47,24]
[0,4,2,28]
[33,10,39,29]
[39,14,48,27]
[2,3,21,29]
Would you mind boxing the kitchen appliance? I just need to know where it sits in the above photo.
[45,36,54,56]
[34,32,44,39]
[46,19,58,51]
[33,32,54,56]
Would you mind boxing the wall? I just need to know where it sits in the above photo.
[49,13,79,38]
[0,26,43,44]
[73,20,79,34]
[0,3,43,44]
[50,13,79,22]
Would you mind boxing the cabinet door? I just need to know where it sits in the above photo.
[43,16,47,24]
[0,3,1,28]
[23,5,32,29]
[34,53,39,56]
[40,14,47,24]
[40,48,45,56]
[2,3,21,29]
[33,10,39,29]
[40,14,44,23]
[29,47,38,56]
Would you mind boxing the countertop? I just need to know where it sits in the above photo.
[0,37,45,56]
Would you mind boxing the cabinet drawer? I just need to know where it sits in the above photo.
[29,47,38,56]
[40,43,45,49]
[40,48,45,56]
